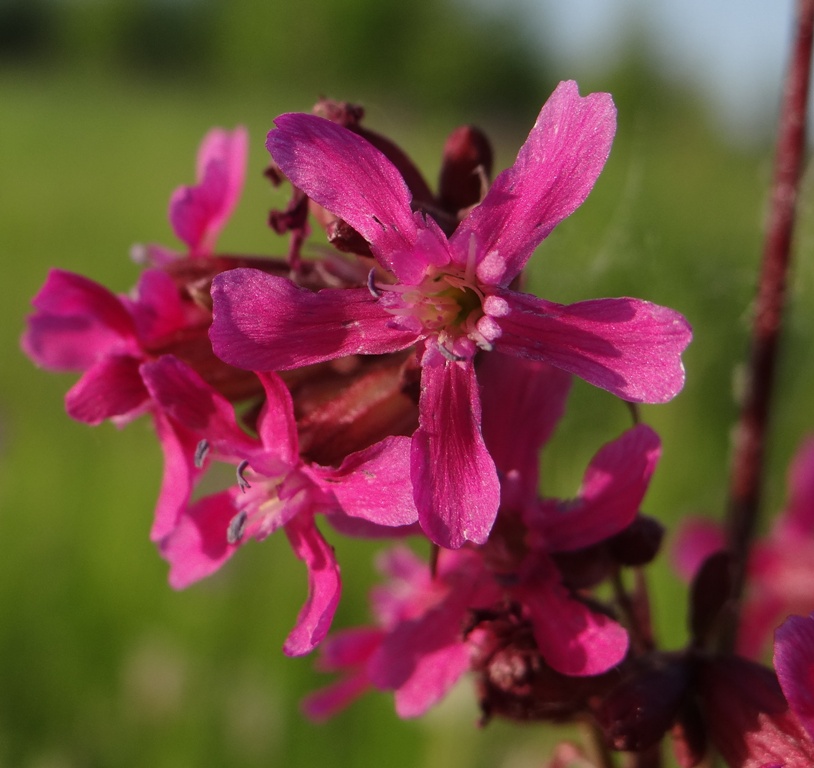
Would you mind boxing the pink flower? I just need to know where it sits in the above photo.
[21,268,209,425]
[305,361,662,718]
[140,355,418,656]
[140,126,248,264]
[210,81,691,550]
[479,353,663,675]
[673,436,814,658]
[303,546,501,719]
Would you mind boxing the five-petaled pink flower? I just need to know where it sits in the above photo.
[141,354,418,656]
[209,81,691,550]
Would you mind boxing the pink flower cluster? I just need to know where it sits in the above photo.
[26,80,812,766]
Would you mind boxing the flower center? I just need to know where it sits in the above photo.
[379,266,486,342]
[416,269,484,331]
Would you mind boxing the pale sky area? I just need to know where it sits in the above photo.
[465,0,799,143]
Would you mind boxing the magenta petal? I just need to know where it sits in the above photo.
[141,356,255,455]
[779,437,814,538]
[150,410,200,541]
[22,269,136,370]
[302,628,381,720]
[256,372,299,466]
[516,555,628,676]
[479,352,571,494]
[170,126,247,253]
[159,490,240,588]
[302,671,371,722]
[411,356,500,548]
[267,114,423,281]
[392,642,471,718]
[368,589,472,717]
[315,627,383,671]
[282,516,341,657]
[537,425,661,552]
[494,289,692,403]
[210,269,419,371]
[314,436,418,527]
[450,81,616,285]
[65,354,148,425]
[127,269,192,346]
[774,613,814,741]
[671,518,727,582]
[739,594,787,661]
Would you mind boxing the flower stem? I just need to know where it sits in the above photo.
[722,0,814,651]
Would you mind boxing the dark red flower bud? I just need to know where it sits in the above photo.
[608,514,665,567]
[438,125,494,213]
[551,545,615,590]
[688,550,732,649]
[597,653,691,752]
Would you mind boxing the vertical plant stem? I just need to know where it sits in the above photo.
[722,0,814,651]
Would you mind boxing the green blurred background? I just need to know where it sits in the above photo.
[3,1,814,766]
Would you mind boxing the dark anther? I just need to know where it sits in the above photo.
[367,269,380,298]
[236,460,252,492]
[194,439,210,468]
[437,343,466,362]
[227,509,248,545]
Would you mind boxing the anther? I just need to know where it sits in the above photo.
[226,510,248,545]
[367,269,380,298]
[437,343,466,362]
[236,460,252,492]
[194,439,210,468]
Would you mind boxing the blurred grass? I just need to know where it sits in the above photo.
[2,62,814,768]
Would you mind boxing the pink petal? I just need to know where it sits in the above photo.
[301,627,382,720]
[314,627,383,672]
[65,354,148,425]
[536,424,661,552]
[313,436,418,527]
[170,126,247,254]
[22,269,136,370]
[411,355,500,548]
[450,81,616,286]
[126,269,194,346]
[140,355,255,456]
[494,289,692,403]
[479,352,571,497]
[392,642,471,718]
[282,516,342,657]
[150,410,201,541]
[302,671,371,722]
[255,372,300,466]
[671,518,727,582]
[267,114,424,282]
[368,586,472,716]
[159,490,240,589]
[779,437,814,538]
[210,269,419,371]
[774,613,814,741]
[515,555,628,676]
[739,594,788,661]
[324,510,421,540]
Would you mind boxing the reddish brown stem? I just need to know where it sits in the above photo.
[722,0,814,651]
